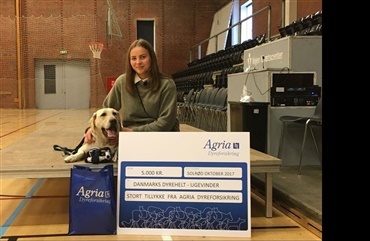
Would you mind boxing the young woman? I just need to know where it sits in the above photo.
[104,38,179,132]
[86,38,179,145]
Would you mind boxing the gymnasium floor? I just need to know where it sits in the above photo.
[0,108,321,240]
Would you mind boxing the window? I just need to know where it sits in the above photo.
[44,65,56,94]
[241,0,253,42]
[137,20,154,49]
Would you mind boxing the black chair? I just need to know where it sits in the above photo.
[177,88,195,123]
[194,88,216,129]
[277,98,322,174]
[187,89,204,126]
[199,87,220,131]
[209,87,228,131]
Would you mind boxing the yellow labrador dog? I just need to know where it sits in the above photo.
[64,108,122,163]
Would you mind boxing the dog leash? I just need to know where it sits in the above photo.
[53,137,84,156]
[53,138,114,164]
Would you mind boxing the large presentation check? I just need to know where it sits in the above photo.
[117,132,251,238]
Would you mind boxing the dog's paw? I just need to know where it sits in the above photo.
[64,155,78,163]
[112,152,118,162]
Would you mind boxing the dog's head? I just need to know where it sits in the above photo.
[89,108,122,142]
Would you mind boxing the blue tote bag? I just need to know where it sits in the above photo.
[68,164,116,235]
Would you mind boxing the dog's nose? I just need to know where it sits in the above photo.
[110,119,117,125]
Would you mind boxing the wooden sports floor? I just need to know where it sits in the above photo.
[0,108,321,240]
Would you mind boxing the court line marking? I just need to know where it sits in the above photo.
[0,113,62,138]
[0,178,44,238]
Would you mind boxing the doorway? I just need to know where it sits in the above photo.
[35,60,90,109]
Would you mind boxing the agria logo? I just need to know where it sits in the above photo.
[75,186,111,198]
[203,139,240,151]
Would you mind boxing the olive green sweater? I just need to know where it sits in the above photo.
[103,73,179,131]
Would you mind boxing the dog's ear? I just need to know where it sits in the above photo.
[88,112,97,130]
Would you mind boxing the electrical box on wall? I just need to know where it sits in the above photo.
[106,77,116,94]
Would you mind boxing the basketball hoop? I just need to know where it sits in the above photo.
[89,42,104,59]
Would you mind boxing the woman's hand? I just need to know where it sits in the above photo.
[84,128,94,144]
[121,127,133,132]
